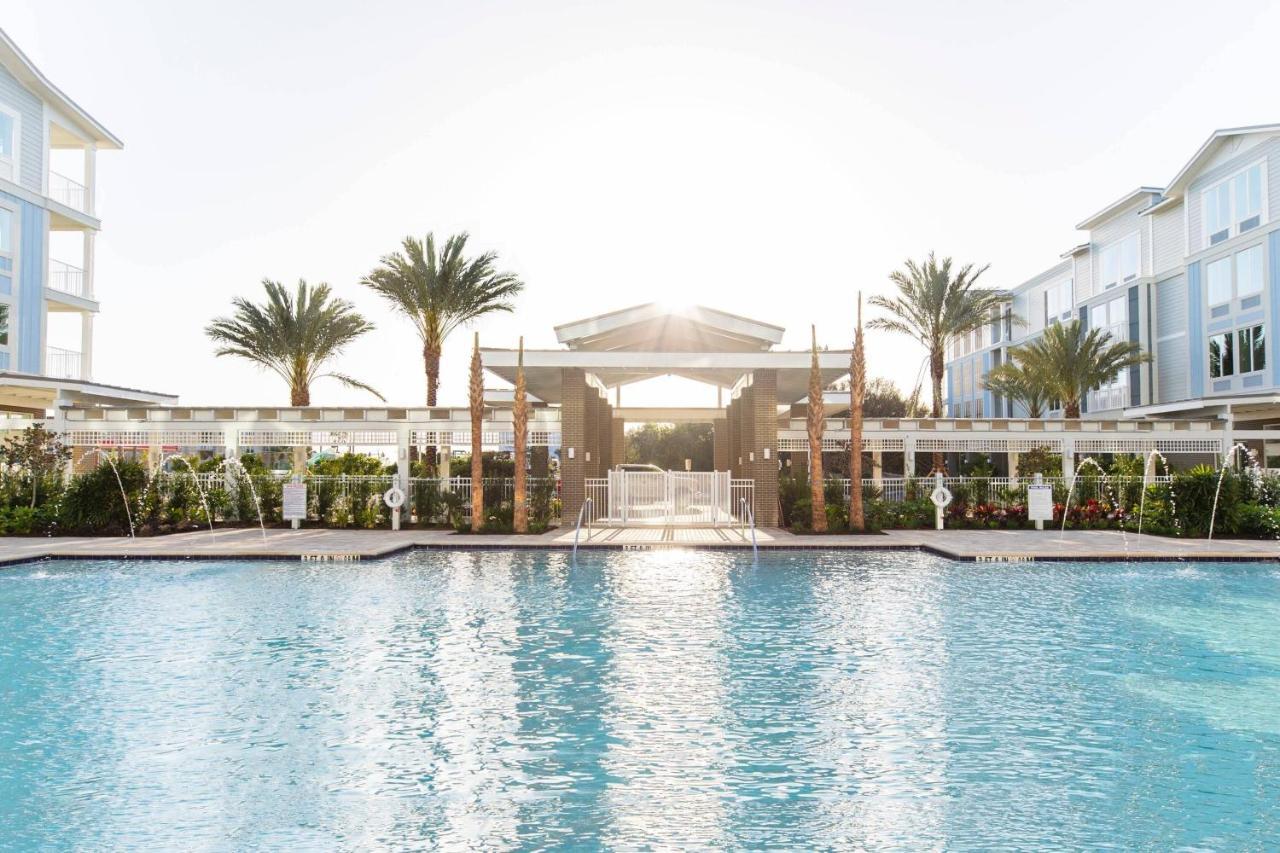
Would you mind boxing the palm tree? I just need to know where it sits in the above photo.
[361,232,524,406]
[849,295,866,532]
[469,332,484,532]
[513,337,528,534]
[1013,319,1149,418]
[807,326,827,532]
[982,359,1051,418]
[868,252,1005,471]
[205,279,382,406]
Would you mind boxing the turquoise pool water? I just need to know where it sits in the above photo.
[1,550,1278,849]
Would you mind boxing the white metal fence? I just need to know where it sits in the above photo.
[836,475,1175,506]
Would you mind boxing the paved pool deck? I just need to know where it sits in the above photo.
[0,526,1277,564]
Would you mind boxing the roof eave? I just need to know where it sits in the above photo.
[1074,187,1164,231]
[0,28,123,149]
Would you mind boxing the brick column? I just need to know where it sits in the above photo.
[712,419,728,471]
[748,370,779,526]
[597,397,613,473]
[612,417,626,466]
[560,368,587,521]
[582,384,599,479]
[531,445,549,477]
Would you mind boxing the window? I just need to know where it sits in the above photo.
[1239,325,1266,374]
[1207,244,1265,306]
[1209,332,1233,378]
[1099,234,1139,290]
[1089,294,1127,343]
[0,106,15,182]
[1207,326,1264,379]
[0,208,11,255]
[1044,279,1073,325]
[1203,162,1265,245]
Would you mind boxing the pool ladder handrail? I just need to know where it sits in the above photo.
[739,496,757,556]
[572,497,594,559]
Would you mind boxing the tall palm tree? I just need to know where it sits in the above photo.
[1013,319,1149,418]
[849,295,866,531]
[807,326,827,532]
[361,232,524,406]
[469,332,484,532]
[205,279,382,406]
[513,337,528,534]
[868,252,1005,471]
[982,359,1051,418]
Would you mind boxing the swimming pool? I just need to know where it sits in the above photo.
[1,550,1277,848]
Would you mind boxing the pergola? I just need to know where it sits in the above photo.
[481,304,851,525]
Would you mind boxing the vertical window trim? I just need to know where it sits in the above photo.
[0,103,18,183]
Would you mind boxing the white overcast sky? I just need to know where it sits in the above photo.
[7,0,1280,407]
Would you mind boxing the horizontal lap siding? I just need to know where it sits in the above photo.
[0,65,43,193]
[1156,274,1188,403]
[1152,202,1183,276]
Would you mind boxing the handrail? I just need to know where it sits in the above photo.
[739,496,757,556]
[572,497,594,559]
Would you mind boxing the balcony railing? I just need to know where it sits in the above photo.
[45,346,83,380]
[48,259,87,298]
[48,171,87,213]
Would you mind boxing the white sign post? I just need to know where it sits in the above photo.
[1027,472,1053,531]
[283,477,307,529]
[929,472,953,531]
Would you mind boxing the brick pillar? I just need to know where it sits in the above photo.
[560,368,587,521]
[749,370,779,526]
[597,397,613,473]
[531,445,549,477]
[582,384,599,479]
[712,419,728,471]
[612,417,626,466]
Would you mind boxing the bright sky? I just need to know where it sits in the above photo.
[7,0,1280,408]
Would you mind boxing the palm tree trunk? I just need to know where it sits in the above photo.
[807,326,827,532]
[930,347,945,473]
[291,385,310,407]
[513,337,528,533]
[1064,399,1081,419]
[423,341,442,475]
[469,333,484,533]
[849,296,865,532]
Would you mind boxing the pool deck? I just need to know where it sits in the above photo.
[0,526,1276,564]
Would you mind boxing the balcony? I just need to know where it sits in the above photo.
[46,346,83,380]
[48,259,88,298]
[48,171,87,213]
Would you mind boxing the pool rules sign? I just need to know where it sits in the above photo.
[283,481,307,526]
[1027,482,1054,529]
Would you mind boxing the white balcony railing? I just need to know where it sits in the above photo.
[48,259,87,298]
[48,171,87,213]
[45,346,83,380]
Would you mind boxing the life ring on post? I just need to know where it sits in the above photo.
[383,486,406,509]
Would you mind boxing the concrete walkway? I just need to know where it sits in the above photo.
[0,526,1277,565]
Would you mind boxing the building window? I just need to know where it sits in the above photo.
[1237,325,1266,374]
[1207,244,1265,306]
[1089,294,1127,343]
[1209,331,1236,378]
[1099,234,1139,290]
[1044,279,1073,325]
[1203,161,1265,245]
[0,207,10,255]
[0,304,8,347]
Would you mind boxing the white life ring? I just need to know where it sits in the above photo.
[383,486,406,509]
[930,486,953,508]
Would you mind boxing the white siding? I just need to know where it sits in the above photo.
[1151,201,1183,275]
[0,64,43,193]
[1073,252,1093,301]
[1155,274,1189,403]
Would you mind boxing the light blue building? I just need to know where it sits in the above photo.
[0,29,173,414]
[946,124,1280,460]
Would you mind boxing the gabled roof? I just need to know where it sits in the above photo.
[1162,123,1280,199]
[0,28,122,149]
[553,303,785,352]
[1075,187,1163,231]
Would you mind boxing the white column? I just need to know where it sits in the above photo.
[396,425,411,485]
[903,436,916,477]
[1009,451,1020,479]
[1061,439,1075,479]
[82,231,95,299]
[79,312,94,381]
[871,450,883,487]
[84,144,97,216]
